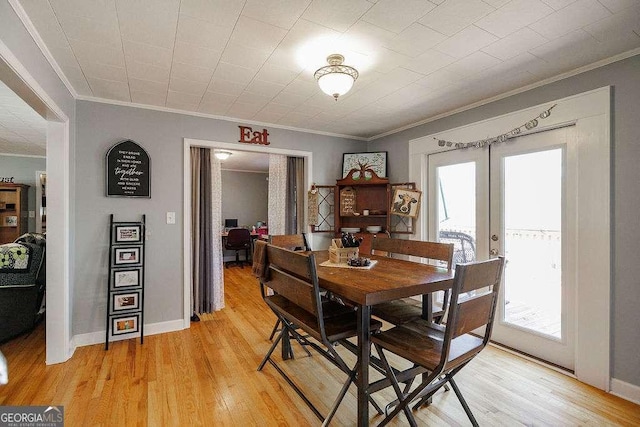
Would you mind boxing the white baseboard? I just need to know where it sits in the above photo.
[610,378,640,405]
[72,319,185,348]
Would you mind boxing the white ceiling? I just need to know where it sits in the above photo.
[12,0,640,139]
[0,80,47,156]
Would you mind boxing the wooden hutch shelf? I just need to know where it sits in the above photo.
[0,184,29,244]
[334,169,391,254]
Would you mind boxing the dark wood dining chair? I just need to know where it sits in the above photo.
[224,228,252,268]
[257,244,383,426]
[357,231,390,255]
[266,233,311,341]
[372,257,505,427]
[268,233,310,252]
[370,238,454,325]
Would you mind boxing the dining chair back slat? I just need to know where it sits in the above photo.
[265,245,318,316]
[458,259,502,293]
[451,292,494,339]
[269,234,310,252]
[265,268,318,317]
[372,238,454,267]
[265,244,313,281]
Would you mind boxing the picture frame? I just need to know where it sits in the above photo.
[389,183,416,234]
[390,188,422,218]
[106,139,151,198]
[111,290,141,313]
[111,314,140,335]
[113,223,142,243]
[113,246,142,266]
[4,216,17,227]
[111,267,142,289]
[342,152,387,178]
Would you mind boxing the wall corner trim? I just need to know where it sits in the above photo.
[8,0,78,99]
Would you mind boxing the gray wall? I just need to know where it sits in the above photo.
[0,155,46,231]
[74,100,364,335]
[368,54,640,387]
[221,170,268,229]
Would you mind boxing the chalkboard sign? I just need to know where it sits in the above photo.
[106,140,151,198]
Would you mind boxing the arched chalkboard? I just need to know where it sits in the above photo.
[106,140,151,198]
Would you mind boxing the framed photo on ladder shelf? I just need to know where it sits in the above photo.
[111,314,140,336]
[113,223,142,243]
[111,268,142,289]
[113,246,143,266]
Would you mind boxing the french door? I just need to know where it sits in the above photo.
[428,126,576,370]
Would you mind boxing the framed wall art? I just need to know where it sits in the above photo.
[342,151,387,178]
[106,139,151,198]
[113,246,142,266]
[390,188,422,218]
[111,291,141,313]
[111,314,140,335]
[111,268,142,289]
[113,223,142,243]
[389,183,417,234]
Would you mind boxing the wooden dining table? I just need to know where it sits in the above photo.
[312,251,455,426]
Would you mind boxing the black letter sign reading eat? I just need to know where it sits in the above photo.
[106,140,151,198]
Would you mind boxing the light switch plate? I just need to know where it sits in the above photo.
[166,212,176,224]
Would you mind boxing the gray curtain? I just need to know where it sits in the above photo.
[191,147,214,314]
[285,157,305,234]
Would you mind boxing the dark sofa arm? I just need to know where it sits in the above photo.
[0,284,40,344]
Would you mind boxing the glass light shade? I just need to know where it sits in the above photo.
[214,151,231,160]
[314,54,358,100]
[317,73,355,99]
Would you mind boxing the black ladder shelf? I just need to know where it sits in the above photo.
[105,214,146,350]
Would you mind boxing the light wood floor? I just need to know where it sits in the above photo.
[1,266,639,426]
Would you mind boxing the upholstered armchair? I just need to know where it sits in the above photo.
[0,233,46,343]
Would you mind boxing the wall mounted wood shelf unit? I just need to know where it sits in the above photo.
[0,184,29,244]
[335,169,391,236]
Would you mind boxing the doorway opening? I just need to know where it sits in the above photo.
[428,127,575,369]
[0,43,71,364]
[183,138,312,328]
[411,88,611,390]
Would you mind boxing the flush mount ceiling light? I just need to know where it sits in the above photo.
[314,54,359,101]
[214,150,232,160]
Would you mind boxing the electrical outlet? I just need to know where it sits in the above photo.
[166,212,176,224]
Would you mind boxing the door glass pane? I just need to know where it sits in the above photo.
[437,162,477,265]
[503,149,562,339]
